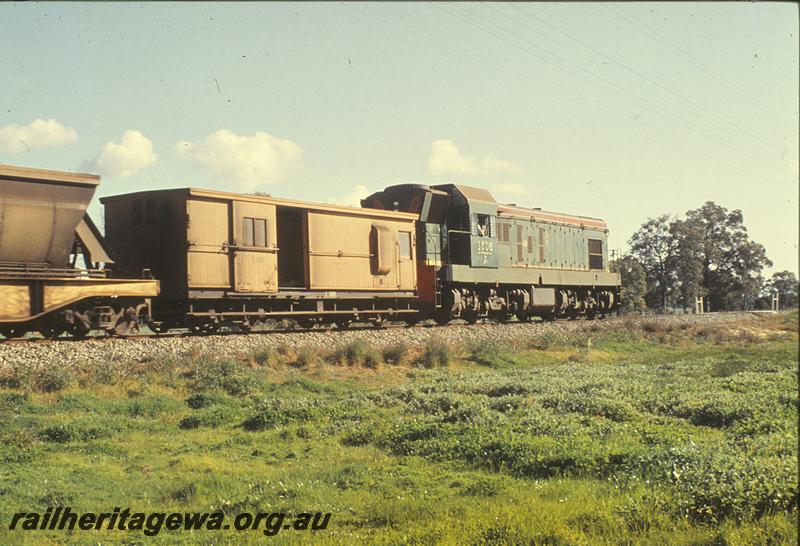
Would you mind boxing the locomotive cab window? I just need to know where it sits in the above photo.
[475,214,493,237]
[243,217,268,247]
[588,238,603,270]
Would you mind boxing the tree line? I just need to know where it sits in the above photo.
[616,201,797,313]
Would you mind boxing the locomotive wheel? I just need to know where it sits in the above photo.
[433,310,451,326]
[462,309,479,324]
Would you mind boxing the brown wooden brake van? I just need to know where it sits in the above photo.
[101,188,420,331]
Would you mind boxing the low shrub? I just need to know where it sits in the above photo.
[468,341,504,367]
[294,347,321,368]
[249,346,278,367]
[382,343,408,365]
[33,367,73,393]
[179,405,240,429]
[186,392,231,409]
[328,339,382,368]
[188,357,252,396]
[39,421,116,443]
[242,398,323,431]
[415,340,451,368]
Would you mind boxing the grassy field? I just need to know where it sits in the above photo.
[0,313,797,545]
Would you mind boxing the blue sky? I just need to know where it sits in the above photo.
[1,2,797,273]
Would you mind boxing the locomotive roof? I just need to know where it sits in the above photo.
[442,183,609,230]
[497,204,608,230]
[100,187,420,221]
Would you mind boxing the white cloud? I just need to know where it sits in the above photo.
[327,184,372,207]
[176,129,303,191]
[83,130,157,177]
[0,118,78,154]
[428,139,521,177]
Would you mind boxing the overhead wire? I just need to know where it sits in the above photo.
[444,2,780,172]
[504,2,781,154]
[372,3,781,182]
[607,3,783,121]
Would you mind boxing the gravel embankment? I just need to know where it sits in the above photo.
[0,312,762,370]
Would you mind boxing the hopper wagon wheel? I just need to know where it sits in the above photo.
[37,317,65,340]
[515,312,531,323]
[112,306,139,336]
[335,320,353,330]
[63,309,90,339]
[0,326,24,339]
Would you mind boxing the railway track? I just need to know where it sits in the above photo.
[0,312,765,371]
[0,317,558,344]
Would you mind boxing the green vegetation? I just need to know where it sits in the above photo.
[0,315,797,544]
